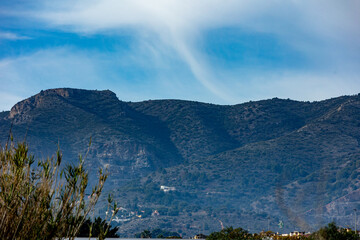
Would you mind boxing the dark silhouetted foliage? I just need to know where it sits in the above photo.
[77,217,119,238]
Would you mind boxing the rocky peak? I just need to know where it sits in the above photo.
[8,88,119,120]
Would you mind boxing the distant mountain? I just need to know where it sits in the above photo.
[1,88,360,237]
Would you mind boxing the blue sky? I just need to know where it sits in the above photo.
[0,0,359,111]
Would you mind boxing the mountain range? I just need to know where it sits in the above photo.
[1,88,360,237]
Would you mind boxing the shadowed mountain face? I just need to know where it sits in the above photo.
[1,88,184,184]
[1,88,360,237]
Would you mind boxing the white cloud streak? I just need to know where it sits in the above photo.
[0,46,359,111]
[0,31,30,40]
[32,0,359,101]
[1,0,358,108]
[37,0,360,51]
[0,46,214,110]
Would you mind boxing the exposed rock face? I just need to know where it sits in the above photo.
[2,88,360,236]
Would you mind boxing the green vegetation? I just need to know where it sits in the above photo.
[0,140,107,240]
[135,228,181,238]
[206,227,255,240]
[310,222,359,240]
[77,216,119,238]
[206,223,360,240]
[3,88,360,235]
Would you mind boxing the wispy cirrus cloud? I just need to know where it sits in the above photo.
[0,0,359,110]
[32,0,360,101]
[0,31,30,40]
[0,45,214,110]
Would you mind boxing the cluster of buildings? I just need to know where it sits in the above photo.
[253,231,312,239]
[280,231,310,237]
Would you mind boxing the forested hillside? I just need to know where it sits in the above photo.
[1,88,360,237]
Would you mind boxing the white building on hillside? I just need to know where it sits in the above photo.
[160,185,176,192]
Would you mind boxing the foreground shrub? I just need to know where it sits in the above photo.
[207,227,255,240]
[0,140,107,240]
[310,222,360,240]
[77,216,119,238]
[135,228,182,238]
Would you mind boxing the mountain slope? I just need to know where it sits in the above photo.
[1,88,360,237]
[1,89,184,185]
